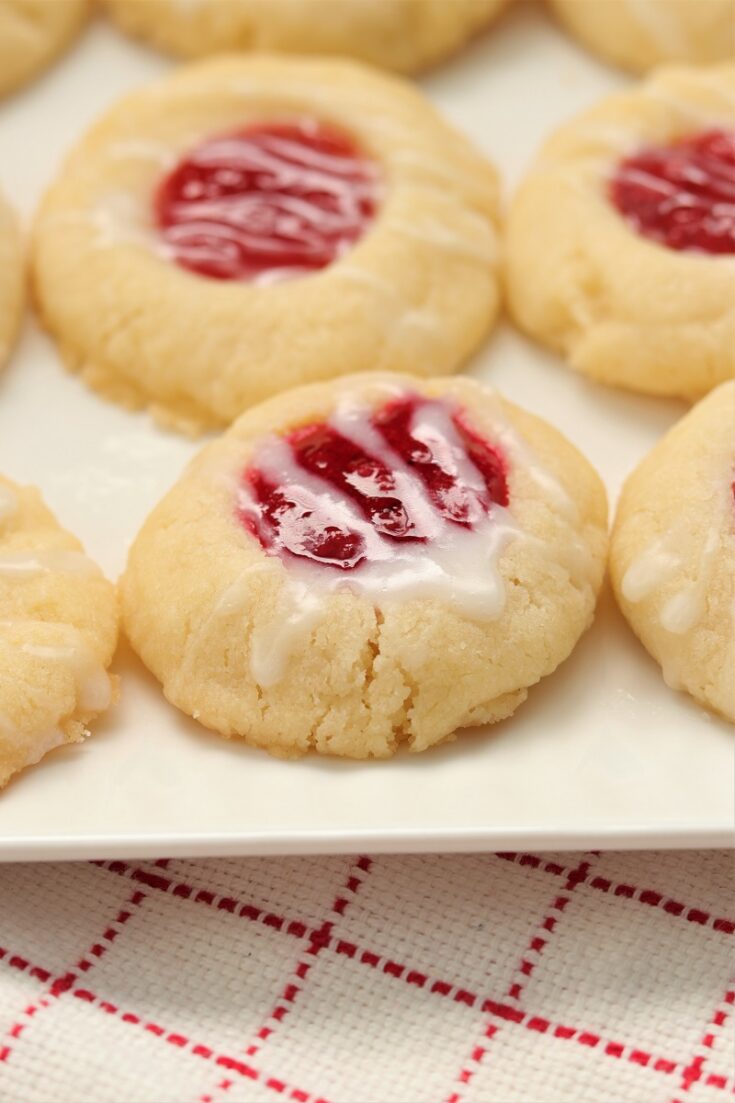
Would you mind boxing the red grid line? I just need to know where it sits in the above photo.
[0,946,52,987]
[670,986,735,1101]
[92,858,312,942]
[445,853,598,1103]
[96,852,735,949]
[198,855,373,1103]
[84,855,735,1098]
[507,856,595,1005]
[322,930,703,1085]
[4,926,732,1100]
[65,983,330,1103]
[496,853,735,936]
[0,887,146,1066]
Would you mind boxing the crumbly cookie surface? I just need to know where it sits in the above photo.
[505,65,735,400]
[0,0,88,98]
[121,373,608,759]
[0,190,23,372]
[103,0,505,73]
[549,0,735,74]
[33,55,501,434]
[610,381,735,723]
[0,475,119,790]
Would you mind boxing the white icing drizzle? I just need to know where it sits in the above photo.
[243,432,519,608]
[80,188,496,274]
[250,265,320,287]
[238,507,520,690]
[621,535,680,602]
[621,522,721,636]
[83,184,360,284]
[0,549,101,579]
[77,179,372,285]
[0,485,17,526]
[247,572,325,690]
[621,461,731,664]
[87,192,174,258]
[227,385,595,687]
[659,530,718,634]
[0,622,110,773]
[465,393,599,593]
[479,402,579,524]
[54,93,498,304]
[0,484,112,771]
[20,639,112,712]
[164,556,325,693]
[68,100,494,278]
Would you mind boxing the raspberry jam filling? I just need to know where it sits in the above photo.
[237,394,509,572]
[155,119,380,282]
[610,129,735,254]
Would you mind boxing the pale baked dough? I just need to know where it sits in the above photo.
[121,373,608,759]
[33,55,501,434]
[505,65,735,401]
[0,0,89,98]
[0,475,119,790]
[103,0,505,73]
[549,0,735,73]
[610,382,735,722]
[0,190,23,372]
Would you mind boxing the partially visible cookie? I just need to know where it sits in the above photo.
[610,382,735,723]
[121,372,608,759]
[0,475,119,790]
[33,55,501,433]
[0,0,89,98]
[505,65,735,400]
[549,0,735,74]
[103,0,505,74]
[0,190,23,372]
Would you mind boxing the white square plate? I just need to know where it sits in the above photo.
[0,3,732,860]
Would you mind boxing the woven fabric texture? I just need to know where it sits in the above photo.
[0,849,732,1103]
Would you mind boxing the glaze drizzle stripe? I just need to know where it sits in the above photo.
[242,394,511,573]
[0,549,102,578]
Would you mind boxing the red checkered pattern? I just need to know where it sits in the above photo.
[0,850,732,1102]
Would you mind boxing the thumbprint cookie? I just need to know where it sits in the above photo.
[121,373,608,759]
[33,55,501,434]
[549,0,735,74]
[0,0,89,98]
[505,65,735,400]
[611,381,735,722]
[0,475,119,790]
[103,0,506,75]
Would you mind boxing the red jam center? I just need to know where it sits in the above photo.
[155,119,379,281]
[610,129,735,254]
[238,395,509,571]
